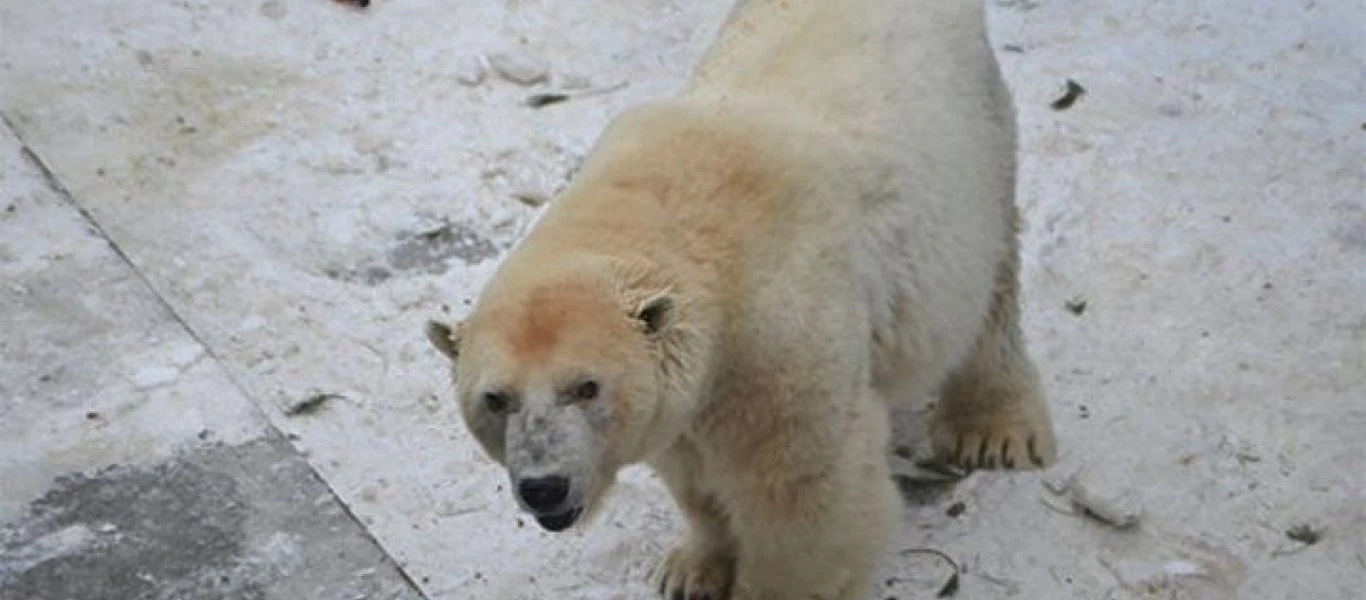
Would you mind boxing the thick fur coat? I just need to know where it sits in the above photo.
[427,1,1056,598]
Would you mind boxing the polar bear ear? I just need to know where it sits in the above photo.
[633,293,675,336]
[426,319,464,362]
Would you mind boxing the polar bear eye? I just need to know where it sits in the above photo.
[571,380,599,401]
[482,391,511,413]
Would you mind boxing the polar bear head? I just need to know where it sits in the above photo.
[426,266,698,532]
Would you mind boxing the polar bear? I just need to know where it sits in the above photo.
[425,0,1056,598]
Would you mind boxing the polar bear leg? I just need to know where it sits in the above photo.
[723,389,898,600]
[931,241,1057,471]
[652,444,736,600]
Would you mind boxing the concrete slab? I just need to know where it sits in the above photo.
[1,436,424,600]
[1,123,260,523]
[0,121,420,599]
[2,0,1363,599]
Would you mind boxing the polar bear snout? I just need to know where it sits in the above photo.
[517,474,570,513]
[502,401,603,529]
[512,472,586,532]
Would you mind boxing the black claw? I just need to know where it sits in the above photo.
[658,575,667,597]
[1027,435,1044,467]
[672,590,685,600]
[953,436,965,463]
[915,458,965,479]
[977,437,991,467]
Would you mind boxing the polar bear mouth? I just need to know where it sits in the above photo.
[534,506,583,532]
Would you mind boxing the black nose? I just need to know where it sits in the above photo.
[517,475,570,512]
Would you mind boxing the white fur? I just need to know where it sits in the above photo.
[428,1,1056,598]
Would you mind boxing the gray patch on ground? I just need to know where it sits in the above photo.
[894,476,958,507]
[1329,201,1366,250]
[0,436,423,600]
[387,222,499,271]
[327,221,498,285]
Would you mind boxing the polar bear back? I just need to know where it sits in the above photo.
[686,0,1012,148]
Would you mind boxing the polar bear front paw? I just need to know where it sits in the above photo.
[654,539,734,600]
[931,404,1057,471]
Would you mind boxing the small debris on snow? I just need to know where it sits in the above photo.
[946,501,967,518]
[525,93,570,108]
[512,190,550,208]
[1070,478,1142,529]
[1040,469,1141,528]
[1051,79,1086,111]
[1065,295,1088,315]
[1038,493,1078,516]
[488,51,550,86]
[1285,523,1323,545]
[523,80,630,108]
[454,55,487,86]
[937,572,960,597]
[1041,467,1079,495]
[285,391,345,416]
[898,548,960,598]
[132,365,180,390]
